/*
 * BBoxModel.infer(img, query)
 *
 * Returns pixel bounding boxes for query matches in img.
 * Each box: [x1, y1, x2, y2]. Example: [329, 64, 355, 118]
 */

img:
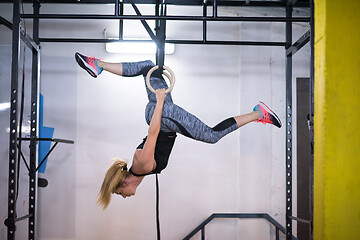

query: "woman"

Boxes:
[75, 52, 282, 209]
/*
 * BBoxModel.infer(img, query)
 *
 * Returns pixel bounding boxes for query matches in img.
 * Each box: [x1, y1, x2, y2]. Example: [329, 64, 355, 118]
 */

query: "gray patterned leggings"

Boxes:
[122, 60, 238, 143]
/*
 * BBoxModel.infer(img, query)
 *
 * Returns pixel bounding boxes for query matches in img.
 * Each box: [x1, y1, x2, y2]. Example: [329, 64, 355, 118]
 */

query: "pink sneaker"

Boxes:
[75, 52, 103, 78]
[253, 101, 282, 128]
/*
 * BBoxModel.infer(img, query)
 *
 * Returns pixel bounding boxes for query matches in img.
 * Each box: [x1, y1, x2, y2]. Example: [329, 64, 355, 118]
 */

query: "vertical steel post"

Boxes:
[29, 1, 40, 240]
[212, 0, 217, 18]
[8, 0, 21, 239]
[155, 0, 165, 69]
[116, 0, 124, 40]
[285, 5, 293, 240]
[202, 0, 207, 42]
[115, 0, 119, 15]
[155, 0, 160, 65]
[119, 0, 124, 40]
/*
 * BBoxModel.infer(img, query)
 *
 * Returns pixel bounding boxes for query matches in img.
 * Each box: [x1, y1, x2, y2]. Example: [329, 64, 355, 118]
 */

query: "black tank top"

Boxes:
[129, 131, 177, 177]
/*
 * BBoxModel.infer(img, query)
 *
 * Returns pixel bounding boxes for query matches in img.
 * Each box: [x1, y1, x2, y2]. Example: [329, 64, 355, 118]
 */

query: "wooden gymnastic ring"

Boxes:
[145, 65, 175, 94]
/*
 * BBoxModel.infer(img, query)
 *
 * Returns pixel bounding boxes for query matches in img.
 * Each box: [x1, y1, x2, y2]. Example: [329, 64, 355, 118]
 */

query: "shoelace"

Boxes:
[87, 57, 96, 64]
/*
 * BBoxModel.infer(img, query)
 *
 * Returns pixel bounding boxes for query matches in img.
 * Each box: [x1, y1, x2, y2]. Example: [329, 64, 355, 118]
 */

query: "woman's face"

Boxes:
[115, 182, 136, 198]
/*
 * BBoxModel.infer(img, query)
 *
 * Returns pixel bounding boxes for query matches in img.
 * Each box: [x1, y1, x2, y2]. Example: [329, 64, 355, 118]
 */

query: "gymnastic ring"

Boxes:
[145, 65, 175, 94]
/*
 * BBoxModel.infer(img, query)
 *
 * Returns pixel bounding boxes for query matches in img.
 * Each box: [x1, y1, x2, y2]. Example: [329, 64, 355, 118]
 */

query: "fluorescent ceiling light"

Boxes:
[0, 102, 10, 111]
[106, 41, 175, 54]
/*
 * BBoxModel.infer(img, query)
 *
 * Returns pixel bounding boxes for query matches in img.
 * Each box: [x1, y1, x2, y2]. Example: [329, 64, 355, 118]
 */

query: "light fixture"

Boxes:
[106, 41, 175, 54]
[0, 102, 10, 111]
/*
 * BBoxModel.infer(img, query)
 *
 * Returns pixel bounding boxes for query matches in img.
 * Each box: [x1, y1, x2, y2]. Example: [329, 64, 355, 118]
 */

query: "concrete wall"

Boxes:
[0, 3, 310, 240]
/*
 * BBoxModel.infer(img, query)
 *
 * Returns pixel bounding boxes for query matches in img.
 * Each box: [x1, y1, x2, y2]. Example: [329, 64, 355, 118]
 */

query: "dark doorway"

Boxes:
[297, 77, 312, 240]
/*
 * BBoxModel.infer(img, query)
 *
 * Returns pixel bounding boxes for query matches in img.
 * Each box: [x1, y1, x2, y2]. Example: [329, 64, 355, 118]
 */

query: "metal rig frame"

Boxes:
[1, 0, 313, 240]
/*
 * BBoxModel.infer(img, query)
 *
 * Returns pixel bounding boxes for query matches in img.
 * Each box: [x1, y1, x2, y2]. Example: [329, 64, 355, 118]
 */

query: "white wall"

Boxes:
[0, 3, 310, 240]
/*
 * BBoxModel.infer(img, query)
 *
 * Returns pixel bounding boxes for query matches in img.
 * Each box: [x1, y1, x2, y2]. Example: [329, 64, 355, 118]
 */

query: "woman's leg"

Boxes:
[97, 61, 123, 76]
[146, 101, 280, 143]
[145, 102, 257, 143]
[98, 60, 154, 78]
[234, 111, 260, 127]
[75, 53, 172, 103]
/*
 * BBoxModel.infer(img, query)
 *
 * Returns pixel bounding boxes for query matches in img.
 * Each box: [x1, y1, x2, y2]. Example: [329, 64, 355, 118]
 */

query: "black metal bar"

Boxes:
[201, 227, 205, 240]
[16, 144, 30, 172]
[15, 214, 32, 222]
[183, 213, 298, 240]
[155, 0, 166, 69]
[166, 40, 286, 46]
[115, 0, 119, 15]
[183, 214, 215, 239]
[213, 213, 267, 219]
[8, 0, 21, 239]
[289, 216, 312, 225]
[21, 28, 40, 52]
[276, 227, 280, 240]
[39, 37, 119, 43]
[0, 16, 13, 29]
[202, 0, 207, 42]
[263, 214, 287, 234]
[20, 14, 310, 22]
[286, 30, 310, 56]
[17, 47, 26, 203]
[36, 142, 59, 172]
[119, 0, 124, 40]
[29, 2, 40, 240]
[2, 0, 311, 7]
[21, 137, 75, 144]
[38, 37, 286, 46]
[213, 0, 217, 18]
[285, 5, 293, 240]
[0, 16, 39, 51]
[39, 138, 74, 144]
[129, 1, 159, 46]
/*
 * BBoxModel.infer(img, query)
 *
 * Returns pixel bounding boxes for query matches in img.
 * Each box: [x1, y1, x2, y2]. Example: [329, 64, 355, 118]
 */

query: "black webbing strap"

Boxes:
[156, 173, 161, 240]
[16, 45, 27, 202]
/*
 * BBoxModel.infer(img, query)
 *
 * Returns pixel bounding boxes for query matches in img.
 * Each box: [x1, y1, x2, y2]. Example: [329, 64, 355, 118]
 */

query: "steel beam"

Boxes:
[183, 213, 298, 240]
[29, 1, 40, 240]
[286, 30, 310, 56]
[20, 14, 310, 22]
[1, 0, 311, 7]
[37, 38, 286, 46]
[285, 5, 293, 240]
[0, 16, 39, 53]
[7, 0, 21, 239]
[0, 16, 13, 29]
[21, 29, 40, 52]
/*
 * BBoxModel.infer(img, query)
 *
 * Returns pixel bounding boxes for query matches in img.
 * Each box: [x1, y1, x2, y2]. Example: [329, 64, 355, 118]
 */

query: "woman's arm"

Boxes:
[148, 89, 166, 137]
[132, 89, 166, 174]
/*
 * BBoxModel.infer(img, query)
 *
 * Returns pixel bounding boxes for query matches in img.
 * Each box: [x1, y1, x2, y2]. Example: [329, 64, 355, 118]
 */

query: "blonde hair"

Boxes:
[97, 158, 128, 209]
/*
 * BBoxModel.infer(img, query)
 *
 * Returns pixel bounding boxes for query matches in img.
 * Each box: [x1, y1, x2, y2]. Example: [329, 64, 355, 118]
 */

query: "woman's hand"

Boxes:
[155, 88, 167, 104]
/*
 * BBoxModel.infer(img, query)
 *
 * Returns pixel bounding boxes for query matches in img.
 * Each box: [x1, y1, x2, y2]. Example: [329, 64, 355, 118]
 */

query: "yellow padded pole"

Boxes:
[314, 0, 360, 239]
